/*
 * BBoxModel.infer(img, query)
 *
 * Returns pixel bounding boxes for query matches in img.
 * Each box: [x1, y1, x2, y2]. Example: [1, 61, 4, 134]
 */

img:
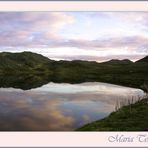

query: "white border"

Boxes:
[0, 132, 148, 147]
[0, 1, 147, 11]
[0, 1, 148, 147]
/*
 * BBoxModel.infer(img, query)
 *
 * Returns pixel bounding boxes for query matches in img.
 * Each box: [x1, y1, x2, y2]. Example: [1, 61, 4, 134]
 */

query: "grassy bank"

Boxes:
[77, 96, 148, 131]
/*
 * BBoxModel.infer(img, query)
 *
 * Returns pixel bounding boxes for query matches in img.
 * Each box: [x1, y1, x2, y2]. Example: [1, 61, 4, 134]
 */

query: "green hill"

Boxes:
[0, 51, 53, 73]
[0, 51, 148, 91]
[0, 52, 55, 89]
[103, 59, 133, 64]
[136, 56, 148, 63]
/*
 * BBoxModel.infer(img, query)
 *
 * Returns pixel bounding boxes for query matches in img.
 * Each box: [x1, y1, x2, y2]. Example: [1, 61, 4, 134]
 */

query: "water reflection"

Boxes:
[0, 82, 145, 131]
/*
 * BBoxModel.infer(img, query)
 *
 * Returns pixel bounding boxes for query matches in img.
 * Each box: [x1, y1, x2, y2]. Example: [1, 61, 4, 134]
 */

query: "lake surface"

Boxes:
[0, 82, 145, 131]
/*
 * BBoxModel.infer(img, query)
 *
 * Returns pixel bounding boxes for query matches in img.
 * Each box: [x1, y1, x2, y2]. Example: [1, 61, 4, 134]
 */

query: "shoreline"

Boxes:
[77, 94, 148, 131]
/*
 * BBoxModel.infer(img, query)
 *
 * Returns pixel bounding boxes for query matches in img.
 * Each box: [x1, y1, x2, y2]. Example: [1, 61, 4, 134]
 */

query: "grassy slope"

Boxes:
[77, 97, 148, 131]
[0, 51, 53, 73]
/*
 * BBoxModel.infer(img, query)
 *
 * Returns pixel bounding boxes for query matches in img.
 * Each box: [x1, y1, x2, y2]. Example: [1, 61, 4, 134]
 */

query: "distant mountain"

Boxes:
[136, 56, 148, 63]
[102, 59, 133, 64]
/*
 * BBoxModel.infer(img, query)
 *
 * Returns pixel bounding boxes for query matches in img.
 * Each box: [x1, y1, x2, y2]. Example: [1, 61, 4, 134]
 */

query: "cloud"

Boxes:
[49, 54, 146, 62]
[0, 12, 74, 48]
[48, 35, 148, 50]
[91, 12, 148, 25]
[0, 12, 148, 62]
[1, 12, 148, 50]
[0, 12, 74, 32]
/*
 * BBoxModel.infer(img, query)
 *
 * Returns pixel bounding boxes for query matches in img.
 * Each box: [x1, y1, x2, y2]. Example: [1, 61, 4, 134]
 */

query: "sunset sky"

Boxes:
[0, 12, 148, 62]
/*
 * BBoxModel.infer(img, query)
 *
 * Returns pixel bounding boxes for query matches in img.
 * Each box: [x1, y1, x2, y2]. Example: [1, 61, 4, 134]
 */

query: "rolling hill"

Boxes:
[0, 51, 148, 91]
[102, 59, 133, 64]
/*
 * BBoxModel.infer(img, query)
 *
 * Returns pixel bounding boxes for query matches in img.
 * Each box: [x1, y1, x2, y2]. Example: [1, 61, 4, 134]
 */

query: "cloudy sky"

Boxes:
[0, 12, 148, 62]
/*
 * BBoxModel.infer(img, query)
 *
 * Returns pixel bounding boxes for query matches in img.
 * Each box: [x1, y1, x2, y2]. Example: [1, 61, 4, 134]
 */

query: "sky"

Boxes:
[0, 12, 148, 62]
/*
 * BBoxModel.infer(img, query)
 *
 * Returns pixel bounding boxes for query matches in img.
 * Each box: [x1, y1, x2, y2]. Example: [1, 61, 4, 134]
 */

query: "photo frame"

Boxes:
[0, 1, 148, 147]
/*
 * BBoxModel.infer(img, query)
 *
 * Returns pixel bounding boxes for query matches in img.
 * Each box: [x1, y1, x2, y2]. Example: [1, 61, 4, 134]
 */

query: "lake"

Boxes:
[0, 82, 145, 131]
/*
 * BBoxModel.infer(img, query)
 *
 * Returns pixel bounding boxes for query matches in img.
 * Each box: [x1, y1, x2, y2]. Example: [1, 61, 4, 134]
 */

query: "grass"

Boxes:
[77, 95, 148, 131]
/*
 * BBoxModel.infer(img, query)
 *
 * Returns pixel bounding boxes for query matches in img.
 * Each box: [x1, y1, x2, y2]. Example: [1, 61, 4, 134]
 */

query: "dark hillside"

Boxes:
[136, 56, 148, 63]
[0, 51, 147, 91]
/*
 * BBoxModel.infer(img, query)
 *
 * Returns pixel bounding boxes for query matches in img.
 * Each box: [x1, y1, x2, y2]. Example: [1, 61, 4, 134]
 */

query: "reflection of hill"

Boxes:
[0, 74, 50, 90]
[0, 52, 148, 91]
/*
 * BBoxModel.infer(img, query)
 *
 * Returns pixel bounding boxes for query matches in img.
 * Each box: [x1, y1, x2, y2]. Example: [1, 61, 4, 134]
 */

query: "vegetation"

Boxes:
[77, 96, 148, 131]
[0, 51, 148, 90]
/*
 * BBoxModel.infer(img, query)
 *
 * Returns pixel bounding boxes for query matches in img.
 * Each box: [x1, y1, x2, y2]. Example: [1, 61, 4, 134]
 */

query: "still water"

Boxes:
[0, 82, 145, 131]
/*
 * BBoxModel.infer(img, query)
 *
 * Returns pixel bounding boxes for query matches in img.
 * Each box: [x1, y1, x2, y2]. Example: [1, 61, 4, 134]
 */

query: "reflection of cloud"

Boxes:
[29, 99, 75, 131]
[0, 82, 145, 130]
[0, 91, 75, 131]
[82, 115, 91, 124]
